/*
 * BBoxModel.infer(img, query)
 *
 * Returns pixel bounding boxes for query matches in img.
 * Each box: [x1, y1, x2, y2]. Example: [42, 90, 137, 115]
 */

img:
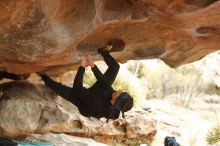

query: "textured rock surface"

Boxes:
[0, 80, 156, 143]
[25, 133, 108, 146]
[0, 0, 219, 74]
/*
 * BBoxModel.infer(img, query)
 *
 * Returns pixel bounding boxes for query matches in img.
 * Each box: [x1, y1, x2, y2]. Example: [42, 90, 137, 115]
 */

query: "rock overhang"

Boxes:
[0, 0, 219, 74]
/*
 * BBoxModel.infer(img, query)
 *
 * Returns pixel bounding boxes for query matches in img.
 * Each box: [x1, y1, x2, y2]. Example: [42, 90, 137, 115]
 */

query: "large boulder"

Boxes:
[0, 0, 220, 74]
[25, 133, 108, 146]
[0, 80, 156, 143]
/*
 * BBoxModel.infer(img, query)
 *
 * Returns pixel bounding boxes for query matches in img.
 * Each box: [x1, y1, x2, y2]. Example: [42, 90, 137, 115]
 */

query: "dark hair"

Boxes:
[106, 92, 133, 122]
[114, 92, 133, 112]
[121, 97, 133, 112]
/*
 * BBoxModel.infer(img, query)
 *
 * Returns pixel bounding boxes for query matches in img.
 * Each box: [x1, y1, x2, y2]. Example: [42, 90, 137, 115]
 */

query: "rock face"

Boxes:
[0, 0, 220, 74]
[25, 133, 108, 146]
[0, 80, 156, 143]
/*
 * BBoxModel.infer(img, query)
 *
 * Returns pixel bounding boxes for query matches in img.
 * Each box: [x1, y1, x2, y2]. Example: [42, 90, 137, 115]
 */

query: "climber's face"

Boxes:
[111, 91, 121, 105]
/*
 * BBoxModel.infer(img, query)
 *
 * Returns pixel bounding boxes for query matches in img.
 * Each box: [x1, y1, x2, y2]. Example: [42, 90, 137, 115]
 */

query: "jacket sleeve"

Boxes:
[91, 65, 112, 90]
[73, 66, 85, 88]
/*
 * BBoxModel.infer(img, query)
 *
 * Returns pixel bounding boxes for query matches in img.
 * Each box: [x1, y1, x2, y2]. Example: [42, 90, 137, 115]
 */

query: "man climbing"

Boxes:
[39, 46, 133, 121]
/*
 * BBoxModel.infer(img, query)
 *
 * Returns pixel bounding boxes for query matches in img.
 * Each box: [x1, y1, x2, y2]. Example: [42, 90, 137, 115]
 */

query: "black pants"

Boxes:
[42, 51, 119, 108]
[0, 71, 21, 80]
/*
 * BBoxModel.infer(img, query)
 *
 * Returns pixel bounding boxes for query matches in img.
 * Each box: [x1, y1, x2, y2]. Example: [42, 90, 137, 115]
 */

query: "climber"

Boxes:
[39, 46, 133, 121]
[0, 71, 29, 81]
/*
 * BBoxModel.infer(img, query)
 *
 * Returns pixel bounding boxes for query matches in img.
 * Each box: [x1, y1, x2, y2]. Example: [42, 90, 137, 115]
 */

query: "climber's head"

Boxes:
[111, 91, 133, 117]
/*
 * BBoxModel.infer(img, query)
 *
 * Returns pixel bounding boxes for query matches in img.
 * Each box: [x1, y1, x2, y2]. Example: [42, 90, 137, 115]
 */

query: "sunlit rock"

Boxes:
[0, 0, 219, 74]
[0, 80, 156, 143]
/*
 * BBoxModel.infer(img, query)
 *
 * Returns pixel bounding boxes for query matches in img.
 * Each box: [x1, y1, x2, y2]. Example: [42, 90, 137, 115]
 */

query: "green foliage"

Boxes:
[146, 71, 174, 99]
[176, 64, 200, 75]
[93, 136, 150, 146]
[137, 63, 150, 79]
[114, 138, 150, 146]
[197, 81, 220, 95]
[83, 68, 97, 87]
[126, 60, 205, 108]
[126, 61, 138, 74]
[207, 125, 220, 145]
[126, 61, 152, 79]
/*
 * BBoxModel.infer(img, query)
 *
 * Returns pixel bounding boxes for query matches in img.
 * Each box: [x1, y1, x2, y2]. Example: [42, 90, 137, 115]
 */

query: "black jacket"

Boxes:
[41, 66, 120, 119]
[41, 50, 120, 119]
